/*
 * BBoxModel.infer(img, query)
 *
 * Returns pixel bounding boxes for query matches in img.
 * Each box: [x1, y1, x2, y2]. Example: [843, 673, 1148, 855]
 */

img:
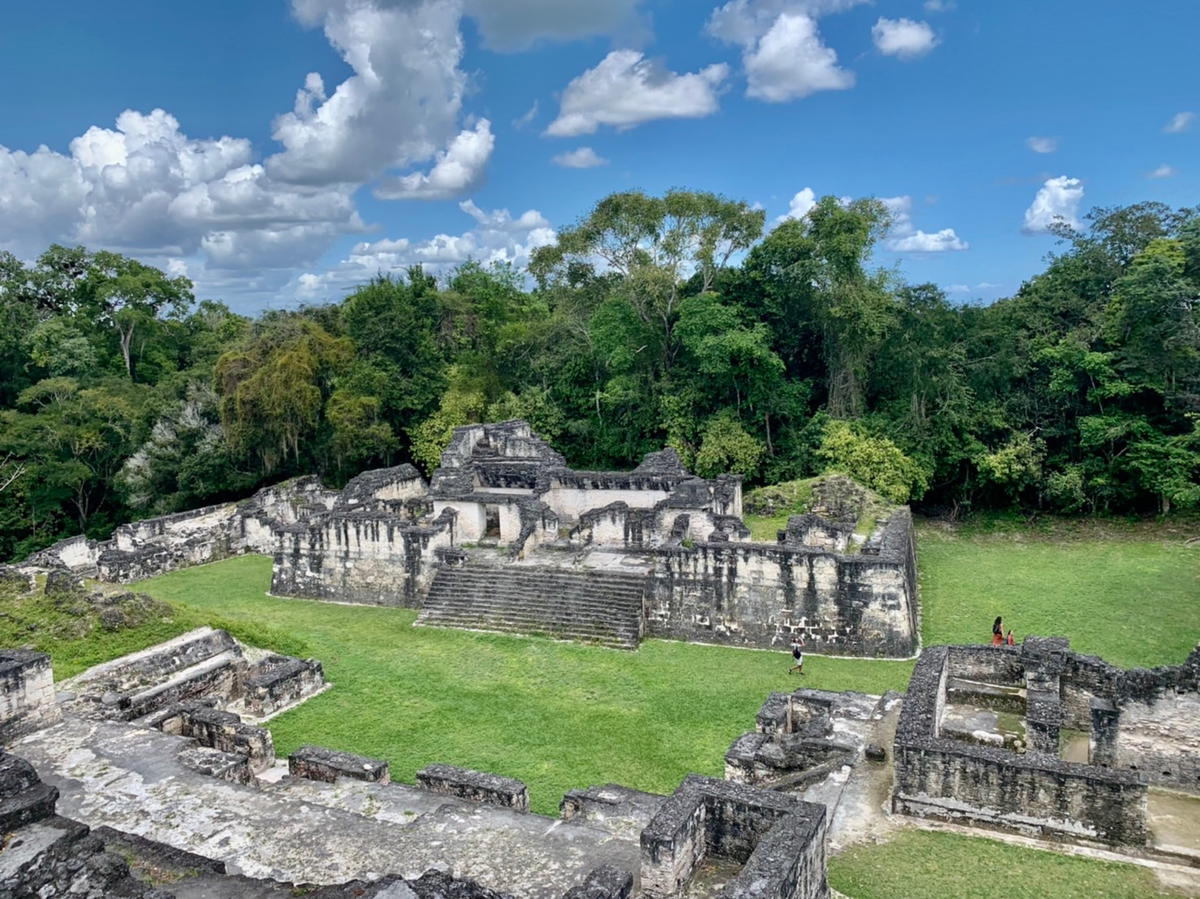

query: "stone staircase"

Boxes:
[417, 566, 647, 649]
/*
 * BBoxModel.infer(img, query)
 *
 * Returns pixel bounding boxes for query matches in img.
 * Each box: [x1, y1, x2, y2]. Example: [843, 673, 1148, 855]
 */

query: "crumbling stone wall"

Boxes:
[644, 512, 918, 657]
[639, 775, 828, 899]
[0, 650, 60, 742]
[893, 644, 1155, 846]
[272, 507, 457, 606]
[28, 475, 340, 583]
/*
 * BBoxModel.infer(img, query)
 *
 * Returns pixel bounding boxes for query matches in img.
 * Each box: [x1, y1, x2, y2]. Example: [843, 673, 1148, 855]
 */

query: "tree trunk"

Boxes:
[119, 321, 136, 381]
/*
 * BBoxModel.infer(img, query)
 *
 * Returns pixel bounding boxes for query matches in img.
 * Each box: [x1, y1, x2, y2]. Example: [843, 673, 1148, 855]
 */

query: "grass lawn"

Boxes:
[827, 830, 1178, 899]
[916, 521, 1200, 668]
[138, 554, 911, 816]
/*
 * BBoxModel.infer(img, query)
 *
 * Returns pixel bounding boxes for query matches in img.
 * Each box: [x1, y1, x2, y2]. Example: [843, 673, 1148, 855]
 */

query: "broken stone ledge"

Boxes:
[289, 744, 391, 784]
[417, 763, 530, 812]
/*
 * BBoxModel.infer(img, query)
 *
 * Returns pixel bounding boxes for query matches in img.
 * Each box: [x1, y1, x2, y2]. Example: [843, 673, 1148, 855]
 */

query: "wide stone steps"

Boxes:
[417, 566, 647, 649]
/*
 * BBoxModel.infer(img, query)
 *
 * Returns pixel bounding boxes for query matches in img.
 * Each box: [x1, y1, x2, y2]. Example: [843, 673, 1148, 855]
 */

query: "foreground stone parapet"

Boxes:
[0, 649, 60, 742]
[0, 752, 59, 832]
[417, 763, 530, 812]
[561, 864, 634, 899]
[290, 744, 391, 784]
[639, 774, 828, 899]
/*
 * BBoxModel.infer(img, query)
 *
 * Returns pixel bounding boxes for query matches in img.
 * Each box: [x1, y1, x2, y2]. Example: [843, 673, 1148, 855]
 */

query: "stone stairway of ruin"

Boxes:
[416, 566, 647, 649]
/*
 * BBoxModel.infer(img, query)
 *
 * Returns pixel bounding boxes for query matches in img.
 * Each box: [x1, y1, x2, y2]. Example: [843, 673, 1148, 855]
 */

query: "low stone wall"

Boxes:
[28, 475, 342, 584]
[0, 650, 60, 742]
[417, 763, 530, 811]
[272, 508, 457, 607]
[893, 646, 1150, 846]
[290, 744, 390, 784]
[639, 775, 827, 899]
[644, 519, 918, 658]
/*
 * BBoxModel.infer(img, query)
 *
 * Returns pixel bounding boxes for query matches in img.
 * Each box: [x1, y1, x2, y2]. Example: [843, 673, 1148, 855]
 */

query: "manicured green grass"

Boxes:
[917, 523, 1200, 667]
[828, 830, 1180, 899]
[139, 554, 910, 815]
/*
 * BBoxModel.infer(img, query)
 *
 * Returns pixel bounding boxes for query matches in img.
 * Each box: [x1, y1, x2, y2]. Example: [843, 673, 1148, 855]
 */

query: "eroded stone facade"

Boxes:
[25, 420, 919, 658]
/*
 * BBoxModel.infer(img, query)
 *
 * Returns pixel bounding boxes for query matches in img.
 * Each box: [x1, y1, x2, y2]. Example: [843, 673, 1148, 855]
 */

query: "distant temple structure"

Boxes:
[27, 421, 919, 658]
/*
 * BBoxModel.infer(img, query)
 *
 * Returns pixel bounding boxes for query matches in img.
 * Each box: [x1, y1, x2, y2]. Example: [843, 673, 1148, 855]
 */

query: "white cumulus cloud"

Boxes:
[882, 195, 967, 252]
[1147, 164, 1179, 179]
[1026, 136, 1058, 154]
[890, 228, 967, 252]
[0, 108, 363, 272]
[552, 147, 609, 168]
[544, 50, 729, 136]
[708, 2, 857, 102]
[1164, 111, 1195, 133]
[872, 18, 939, 60]
[375, 119, 495, 201]
[1022, 176, 1084, 234]
[774, 187, 818, 224]
[268, 0, 469, 187]
[923, 0, 955, 11]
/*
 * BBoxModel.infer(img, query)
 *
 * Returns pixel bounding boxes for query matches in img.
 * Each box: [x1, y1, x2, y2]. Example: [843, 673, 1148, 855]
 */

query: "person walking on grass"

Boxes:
[787, 637, 805, 676]
[992, 616, 1004, 646]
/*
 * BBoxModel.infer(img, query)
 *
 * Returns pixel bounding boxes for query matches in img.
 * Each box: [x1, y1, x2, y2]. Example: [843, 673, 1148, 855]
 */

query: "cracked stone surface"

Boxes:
[12, 716, 641, 898]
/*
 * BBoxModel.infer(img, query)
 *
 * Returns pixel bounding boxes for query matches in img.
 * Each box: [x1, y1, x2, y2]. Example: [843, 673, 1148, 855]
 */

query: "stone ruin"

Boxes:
[26, 420, 919, 659]
[891, 637, 1200, 857]
[2, 632, 832, 899]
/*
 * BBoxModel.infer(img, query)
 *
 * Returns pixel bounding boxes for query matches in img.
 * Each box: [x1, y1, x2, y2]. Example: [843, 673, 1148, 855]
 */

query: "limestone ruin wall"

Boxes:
[21, 420, 920, 658]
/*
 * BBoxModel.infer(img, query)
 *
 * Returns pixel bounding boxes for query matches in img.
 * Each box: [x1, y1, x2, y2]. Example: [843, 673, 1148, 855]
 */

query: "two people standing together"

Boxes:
[992, 616, 1015, 646]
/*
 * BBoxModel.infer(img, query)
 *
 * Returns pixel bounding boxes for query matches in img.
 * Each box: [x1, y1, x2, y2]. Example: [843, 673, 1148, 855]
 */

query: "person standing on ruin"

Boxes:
[788, 637, 805, 675]
[992, 616, 1004, 646]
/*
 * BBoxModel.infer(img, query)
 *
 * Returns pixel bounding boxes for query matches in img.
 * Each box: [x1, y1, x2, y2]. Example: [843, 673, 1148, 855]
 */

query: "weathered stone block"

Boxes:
[417, 764, 529, 811]
[290, 744, 390, 784]
[0, 649, 60, 741]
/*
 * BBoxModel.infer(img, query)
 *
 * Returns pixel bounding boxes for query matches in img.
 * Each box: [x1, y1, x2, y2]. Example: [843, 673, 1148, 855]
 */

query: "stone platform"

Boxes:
[13, 716, 640, 897]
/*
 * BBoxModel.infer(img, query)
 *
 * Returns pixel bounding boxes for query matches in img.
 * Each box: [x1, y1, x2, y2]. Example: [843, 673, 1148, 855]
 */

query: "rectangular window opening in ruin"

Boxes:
[485, 505, 500, 539]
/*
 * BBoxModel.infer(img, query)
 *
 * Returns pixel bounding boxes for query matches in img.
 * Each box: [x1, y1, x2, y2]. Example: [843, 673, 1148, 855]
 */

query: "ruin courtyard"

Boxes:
[2, 422, 1198, 898]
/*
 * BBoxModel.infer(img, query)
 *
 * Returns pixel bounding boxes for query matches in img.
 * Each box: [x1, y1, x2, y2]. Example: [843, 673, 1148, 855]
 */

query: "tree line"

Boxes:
[1, 191, 1198, 561]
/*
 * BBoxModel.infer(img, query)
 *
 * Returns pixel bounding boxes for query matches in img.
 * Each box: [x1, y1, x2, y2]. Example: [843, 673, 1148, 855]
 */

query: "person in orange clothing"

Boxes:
[992, 616, 1004, 645]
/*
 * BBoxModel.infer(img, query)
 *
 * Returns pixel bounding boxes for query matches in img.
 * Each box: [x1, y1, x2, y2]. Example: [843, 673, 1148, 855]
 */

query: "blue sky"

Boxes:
[1, 0, 1195, 313]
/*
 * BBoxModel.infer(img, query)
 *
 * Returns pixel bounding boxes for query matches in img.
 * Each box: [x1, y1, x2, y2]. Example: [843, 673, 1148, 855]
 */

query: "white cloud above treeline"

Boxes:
[294, 201, 557, 300]
[1022, 176, 1084, 233]
[1026, 136, 1059, 154]
[544, 50, 729, 136]
[1147, 164, 1178, 179]
[708, 1, 858, 101]
[883, 195, 967, 251]
[1163, 111, 1195, 133]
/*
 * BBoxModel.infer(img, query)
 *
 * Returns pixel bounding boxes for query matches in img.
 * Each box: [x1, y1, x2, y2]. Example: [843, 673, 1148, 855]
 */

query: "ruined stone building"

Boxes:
[29, 420, 919, 659]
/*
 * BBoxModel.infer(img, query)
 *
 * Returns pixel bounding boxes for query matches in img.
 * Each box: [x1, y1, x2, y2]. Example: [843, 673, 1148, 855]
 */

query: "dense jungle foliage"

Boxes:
[1, 191, 1198, 561]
